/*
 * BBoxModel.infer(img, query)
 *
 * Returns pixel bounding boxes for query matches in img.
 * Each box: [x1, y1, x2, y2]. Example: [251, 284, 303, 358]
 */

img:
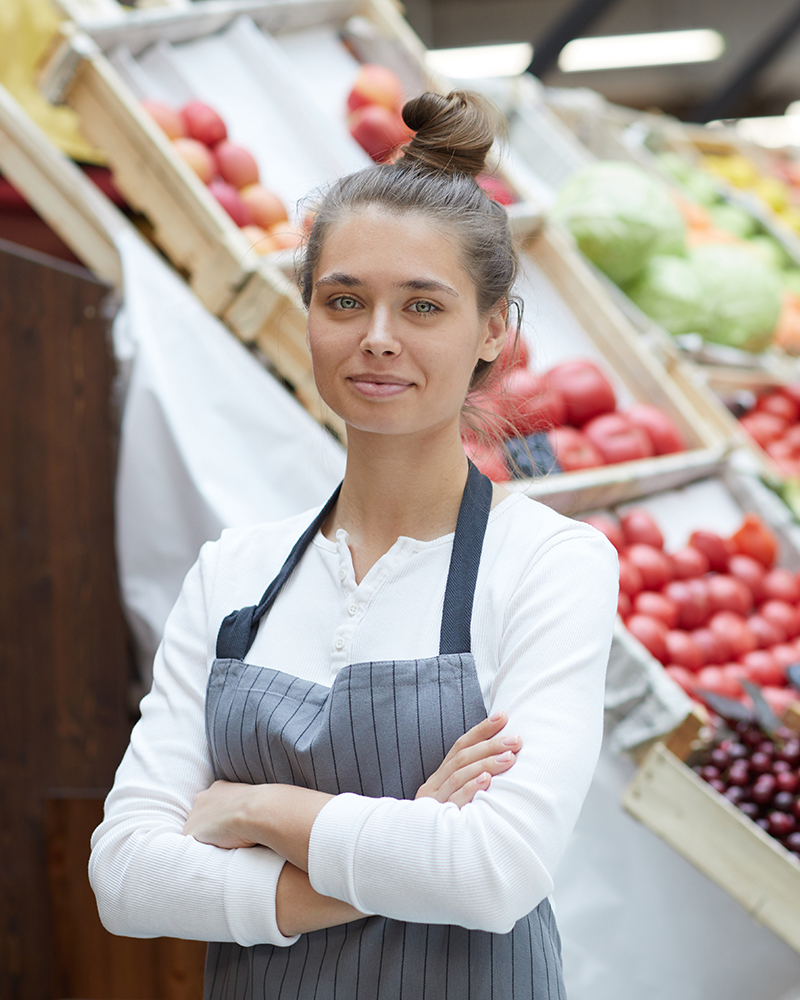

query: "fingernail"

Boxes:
[496, 750, 514, 762]
[502, 734, 520, 746]
[477, 771, 491, 785]
[489, 711, 504, 722]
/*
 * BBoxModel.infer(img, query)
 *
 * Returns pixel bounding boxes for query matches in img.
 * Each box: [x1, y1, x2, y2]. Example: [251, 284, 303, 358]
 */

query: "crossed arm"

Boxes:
[183, 711, 522, 936]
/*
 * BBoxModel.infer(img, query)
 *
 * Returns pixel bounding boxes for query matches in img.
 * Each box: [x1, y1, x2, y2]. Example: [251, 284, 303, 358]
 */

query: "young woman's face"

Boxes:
[307, 207, 506, 439]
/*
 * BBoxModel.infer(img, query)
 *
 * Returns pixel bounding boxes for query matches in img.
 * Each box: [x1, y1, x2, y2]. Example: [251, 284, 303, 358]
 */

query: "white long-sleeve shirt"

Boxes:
[90, 491, 617, 947]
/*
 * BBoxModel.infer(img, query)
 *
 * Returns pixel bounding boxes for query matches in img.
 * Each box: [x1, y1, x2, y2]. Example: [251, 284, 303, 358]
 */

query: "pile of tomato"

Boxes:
[738, 384, 800, 478]
[465, 337, 688, 482]
[587, 507, 800, 719]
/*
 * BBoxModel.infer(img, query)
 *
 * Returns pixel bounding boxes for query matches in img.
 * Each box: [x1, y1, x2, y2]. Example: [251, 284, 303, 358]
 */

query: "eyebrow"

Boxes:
[314, 273, 459, 297]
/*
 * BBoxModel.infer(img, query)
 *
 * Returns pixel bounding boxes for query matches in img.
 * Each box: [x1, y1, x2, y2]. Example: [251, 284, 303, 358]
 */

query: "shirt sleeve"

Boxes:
[307, 525, 618, 933]
[88, 539, 300, 948]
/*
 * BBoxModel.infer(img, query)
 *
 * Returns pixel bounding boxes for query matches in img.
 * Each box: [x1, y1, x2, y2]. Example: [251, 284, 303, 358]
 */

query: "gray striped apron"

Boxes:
[204, 462, 565, 999]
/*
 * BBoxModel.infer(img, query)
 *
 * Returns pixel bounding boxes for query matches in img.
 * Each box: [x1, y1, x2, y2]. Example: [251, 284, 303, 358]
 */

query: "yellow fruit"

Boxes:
[754, 176, 790, 213]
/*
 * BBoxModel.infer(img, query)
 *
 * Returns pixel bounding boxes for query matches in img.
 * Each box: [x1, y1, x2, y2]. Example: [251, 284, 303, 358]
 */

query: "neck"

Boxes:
[324, 425, 472, 577]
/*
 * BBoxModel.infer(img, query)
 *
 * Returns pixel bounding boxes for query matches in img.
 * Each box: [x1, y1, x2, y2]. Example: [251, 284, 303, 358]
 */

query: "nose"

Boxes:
[360, 305, 400, 357]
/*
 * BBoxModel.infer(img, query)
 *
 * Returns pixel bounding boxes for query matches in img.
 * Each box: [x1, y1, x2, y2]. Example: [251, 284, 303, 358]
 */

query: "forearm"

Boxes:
[276, 862, 366, 935]
[240, 784, 334, 872]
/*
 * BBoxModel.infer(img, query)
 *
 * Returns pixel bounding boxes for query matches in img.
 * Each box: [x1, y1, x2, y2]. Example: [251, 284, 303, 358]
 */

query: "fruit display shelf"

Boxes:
[508, 221, 728, 513]
[40, 0, 434, 442]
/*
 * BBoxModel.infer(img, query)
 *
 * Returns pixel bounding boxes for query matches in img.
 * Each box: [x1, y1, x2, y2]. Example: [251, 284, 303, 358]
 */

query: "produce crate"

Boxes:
[513, 221, 728, 513]
[622, 742, 800, 954]
[41, 0, 435, 441]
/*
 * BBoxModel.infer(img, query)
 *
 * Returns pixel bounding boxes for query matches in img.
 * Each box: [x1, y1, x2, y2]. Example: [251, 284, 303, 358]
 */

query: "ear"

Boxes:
[477, 301, 508, 363]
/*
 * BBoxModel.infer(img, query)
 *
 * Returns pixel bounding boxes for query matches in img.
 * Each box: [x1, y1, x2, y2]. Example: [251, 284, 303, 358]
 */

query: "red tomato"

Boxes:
[670, 546, 709, 579]
[763, 567, 800, 603]
[499, 368, 567, 436]
[664, 630, 705, 670]
[624, 403, 687, 455]
[547, 426, 604, 472]
[706, 574, 753, 616]
[634, 591, 679, 629]
[626, 544, 672, 591]
[720, 663, 748, 698]
[664, 665, 698, 695]
[760, 599, 800, 638]
[696, 666, 744, 700]
[692, 627, 731, 665]
[618, 592, 632, 618]
[620, 509, 664, 549]
[664, 579, 710, 630]
[618, 556, 644, 597]
[583, 413, 654, 465]
[463, 440, 510, 482]
[731, 514, 778, 568]
[761, 687, 798, 718]
[582, 514, 625, 552]
[709, 611, 758, 658]
[493, 328, 530, 375]
[546, 359, 617, 426]
[740, 649, 785, 687]
[754, 391, 800, 423]
[770, 643, 800, 670]
[779, 383, 800, 407]
[739, 411, 789, 448]
[728, 554, 768, 604]
[748, 613, 787, 647]
[689, 531, 732, 573]
[626, 614, 669, 663]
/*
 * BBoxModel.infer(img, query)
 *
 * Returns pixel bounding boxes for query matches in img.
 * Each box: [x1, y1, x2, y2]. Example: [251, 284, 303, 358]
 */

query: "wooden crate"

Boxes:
[40, 0, 433, 441]
[623, 742, 800, 955]
[514, 221, 729, 513]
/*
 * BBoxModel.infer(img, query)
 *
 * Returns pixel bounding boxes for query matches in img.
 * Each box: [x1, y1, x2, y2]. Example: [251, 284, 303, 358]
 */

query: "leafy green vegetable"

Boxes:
[625, 254, 710, 335]
[690, 244, 782, 352]
[710, 203, 758, 239]
[551, 162, 686, 285]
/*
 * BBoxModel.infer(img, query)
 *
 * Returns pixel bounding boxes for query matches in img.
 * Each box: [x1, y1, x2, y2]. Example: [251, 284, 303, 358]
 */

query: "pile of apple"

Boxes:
[590, 505, 800, 719]
[140, 98, 301, 253]
[465, 336, 688, 481]
[738, 383, 800, 478]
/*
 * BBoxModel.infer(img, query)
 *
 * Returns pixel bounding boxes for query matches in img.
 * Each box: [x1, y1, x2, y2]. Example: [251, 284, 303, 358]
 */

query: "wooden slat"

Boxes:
[623, 743, 800, 955]
[0, 82, 124, 286]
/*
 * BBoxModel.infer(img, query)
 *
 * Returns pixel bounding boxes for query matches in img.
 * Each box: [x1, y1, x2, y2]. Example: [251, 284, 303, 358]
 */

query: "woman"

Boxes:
[90, 91, 618, 999]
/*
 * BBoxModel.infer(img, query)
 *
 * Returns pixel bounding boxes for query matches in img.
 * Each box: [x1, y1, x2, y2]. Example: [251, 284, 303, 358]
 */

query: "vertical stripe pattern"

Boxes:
[203, 652, 564, 999]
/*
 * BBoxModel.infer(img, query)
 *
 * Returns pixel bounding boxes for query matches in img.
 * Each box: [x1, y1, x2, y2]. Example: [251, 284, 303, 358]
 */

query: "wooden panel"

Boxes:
[623, 743, 800, 955]
[47, 797, 206, 1000]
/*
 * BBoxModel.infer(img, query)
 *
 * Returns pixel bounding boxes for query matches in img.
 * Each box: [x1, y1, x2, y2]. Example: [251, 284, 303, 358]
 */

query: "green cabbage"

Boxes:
[747, 233, 791, 271]
[690, 244, 782, 352]
[710, 203, 758, 239]
[781, 268, 800, 296]
[551, 162, 686, 285]
[625, 255, 710, 335]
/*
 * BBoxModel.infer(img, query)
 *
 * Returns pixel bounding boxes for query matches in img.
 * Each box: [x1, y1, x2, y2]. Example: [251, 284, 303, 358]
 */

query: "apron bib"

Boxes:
[204, 463, 565, 999]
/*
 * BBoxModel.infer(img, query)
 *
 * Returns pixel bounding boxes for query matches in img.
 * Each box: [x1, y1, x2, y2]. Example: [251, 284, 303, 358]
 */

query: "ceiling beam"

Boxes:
[526, 0, 622, 79]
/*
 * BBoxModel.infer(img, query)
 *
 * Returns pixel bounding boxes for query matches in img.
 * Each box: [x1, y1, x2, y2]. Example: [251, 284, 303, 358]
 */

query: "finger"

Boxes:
[442, 711, 508, 763]
[438, 748, 519, 802]
[440, 732, 523, 781]
[448, 771, 492, 809]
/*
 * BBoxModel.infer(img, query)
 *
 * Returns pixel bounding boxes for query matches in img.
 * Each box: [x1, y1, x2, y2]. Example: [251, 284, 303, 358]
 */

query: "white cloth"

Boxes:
[90, 491, 618, 946]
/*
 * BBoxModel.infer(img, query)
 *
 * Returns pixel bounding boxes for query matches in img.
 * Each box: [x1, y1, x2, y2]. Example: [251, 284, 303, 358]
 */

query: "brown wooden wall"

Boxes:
[0, 238, 204, 998]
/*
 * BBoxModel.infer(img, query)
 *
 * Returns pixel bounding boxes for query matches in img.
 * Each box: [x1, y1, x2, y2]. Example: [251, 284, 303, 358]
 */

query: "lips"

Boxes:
[347, 374, 413, 398]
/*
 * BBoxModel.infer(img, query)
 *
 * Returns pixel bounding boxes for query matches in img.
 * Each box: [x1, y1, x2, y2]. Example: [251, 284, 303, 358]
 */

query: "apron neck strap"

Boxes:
[215, 462, 494, 661]
[439, 460, 493, 656]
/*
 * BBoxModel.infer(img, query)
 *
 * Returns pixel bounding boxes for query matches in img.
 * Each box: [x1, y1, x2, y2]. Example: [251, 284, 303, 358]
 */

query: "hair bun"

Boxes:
[399, 91, 501, 177]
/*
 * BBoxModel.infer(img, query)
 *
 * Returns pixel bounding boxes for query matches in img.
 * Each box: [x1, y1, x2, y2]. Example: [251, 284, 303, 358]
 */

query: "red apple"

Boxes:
[268, 222, 303, 250]
[208, 178, 252, 227]
[624, 403, 687, 455]
[171, 137, 215, 183]
[583, 413, 654, 465]
[546, 360, 616, 426]
[141, 99, 186, 139]
[240, 184, 289, 230]
[347, 64, 405, 114]
[348, 105, 410, 162]
[477, 173, 516, 206]
[180, 101, 227, 147]
[213, 141, 260, 189]
[547, 426, 603, 471]
[499, 368, 567, 436]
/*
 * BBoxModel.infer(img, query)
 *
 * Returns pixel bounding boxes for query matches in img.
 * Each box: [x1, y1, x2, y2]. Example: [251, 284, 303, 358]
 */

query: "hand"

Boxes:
[414, 711, 521, 808]
[184, 780, 262, 849]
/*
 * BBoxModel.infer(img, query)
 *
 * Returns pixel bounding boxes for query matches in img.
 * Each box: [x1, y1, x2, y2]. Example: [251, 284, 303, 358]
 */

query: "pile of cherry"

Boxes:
[693, 720, 800, 857]
[587, 506, 800, 719]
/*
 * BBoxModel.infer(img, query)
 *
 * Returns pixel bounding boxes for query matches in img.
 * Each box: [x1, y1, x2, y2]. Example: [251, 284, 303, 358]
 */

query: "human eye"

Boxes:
[328, 295, 362, 311]
[408, 300, 440, 316]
